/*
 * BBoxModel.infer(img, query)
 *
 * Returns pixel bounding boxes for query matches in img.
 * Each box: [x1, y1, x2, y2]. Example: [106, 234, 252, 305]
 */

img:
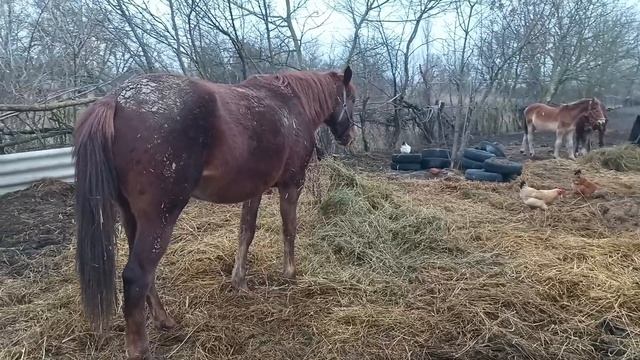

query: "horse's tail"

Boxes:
[72, 95, 119, 332]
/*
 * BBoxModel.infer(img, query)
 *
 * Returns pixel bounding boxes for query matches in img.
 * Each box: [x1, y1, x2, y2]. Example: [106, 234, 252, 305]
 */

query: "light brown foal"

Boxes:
[520, 98, 606, 160]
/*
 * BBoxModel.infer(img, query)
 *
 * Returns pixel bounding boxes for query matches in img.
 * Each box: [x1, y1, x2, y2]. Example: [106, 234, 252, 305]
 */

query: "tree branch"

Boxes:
[0, 97, 98, 112]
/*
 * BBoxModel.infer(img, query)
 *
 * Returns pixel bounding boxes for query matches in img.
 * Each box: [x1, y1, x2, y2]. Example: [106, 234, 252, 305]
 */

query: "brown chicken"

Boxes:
[572, 169, 599, 197]
[519, 181, 566, 210]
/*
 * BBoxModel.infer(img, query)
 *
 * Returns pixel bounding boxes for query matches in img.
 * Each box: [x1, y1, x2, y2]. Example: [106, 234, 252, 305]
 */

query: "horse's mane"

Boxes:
[563, 97, 598, 108]
[245, 71, 347, 121]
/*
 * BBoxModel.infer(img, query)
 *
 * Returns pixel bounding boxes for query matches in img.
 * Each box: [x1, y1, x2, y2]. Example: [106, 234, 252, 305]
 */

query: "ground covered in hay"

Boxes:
[1, 146, 640, 360]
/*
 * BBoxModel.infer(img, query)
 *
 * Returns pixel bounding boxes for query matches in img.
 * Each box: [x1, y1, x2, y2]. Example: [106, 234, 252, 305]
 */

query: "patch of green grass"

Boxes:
[312, 160, 449, 279]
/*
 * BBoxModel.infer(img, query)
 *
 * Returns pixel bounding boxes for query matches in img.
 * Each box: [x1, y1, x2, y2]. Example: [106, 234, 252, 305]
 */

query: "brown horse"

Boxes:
[520, 98, 606, 159]
[73, 67, 356, 359]
[574, 102, 609, 156]
[544, 100, 609, 156]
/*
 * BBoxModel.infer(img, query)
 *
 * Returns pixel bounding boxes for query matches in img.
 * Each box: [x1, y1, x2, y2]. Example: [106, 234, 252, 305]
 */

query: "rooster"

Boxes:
[519, 181, 566, 210]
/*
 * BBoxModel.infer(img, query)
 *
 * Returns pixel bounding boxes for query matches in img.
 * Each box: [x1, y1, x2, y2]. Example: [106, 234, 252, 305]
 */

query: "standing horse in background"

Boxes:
[73, 67, 356, 359]
[520, 98, 607, 159]
[574, 101, 610, 156]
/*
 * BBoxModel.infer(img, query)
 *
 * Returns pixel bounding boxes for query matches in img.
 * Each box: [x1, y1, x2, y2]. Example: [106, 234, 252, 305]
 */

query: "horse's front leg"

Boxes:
[565, 130, 576, 160]
[581, 132, 591, 156]
[278, 183, 301, 279]
[573, 132, 581, 158]
[231, 195, 263, 291]
[598, 127, 605, 147]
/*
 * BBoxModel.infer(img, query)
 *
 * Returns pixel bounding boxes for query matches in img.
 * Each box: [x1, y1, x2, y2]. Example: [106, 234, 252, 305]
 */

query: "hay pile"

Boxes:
[1, 153, 639, 359]
[580, 144, 640, 172]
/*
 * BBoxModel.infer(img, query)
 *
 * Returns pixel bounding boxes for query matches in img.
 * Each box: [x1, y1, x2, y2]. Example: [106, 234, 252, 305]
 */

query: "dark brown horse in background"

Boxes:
[73, 67, 356, 359]
[574, 102, 609, 156]
[520, 98, 606, 159]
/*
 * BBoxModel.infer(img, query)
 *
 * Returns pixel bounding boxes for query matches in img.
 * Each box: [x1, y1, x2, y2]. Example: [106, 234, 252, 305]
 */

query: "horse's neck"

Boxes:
[286, 79, 336, 129]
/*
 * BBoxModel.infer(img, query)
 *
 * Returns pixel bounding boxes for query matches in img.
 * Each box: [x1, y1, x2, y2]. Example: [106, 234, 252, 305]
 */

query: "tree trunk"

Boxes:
[284, 0, 303, 68]
[360, 97, 370, 152]
[168, 0, 188, 75]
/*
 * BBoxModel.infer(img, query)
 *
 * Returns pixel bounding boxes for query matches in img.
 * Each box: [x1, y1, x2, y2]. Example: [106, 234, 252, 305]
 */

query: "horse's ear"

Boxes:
[343, 65, 352, 86]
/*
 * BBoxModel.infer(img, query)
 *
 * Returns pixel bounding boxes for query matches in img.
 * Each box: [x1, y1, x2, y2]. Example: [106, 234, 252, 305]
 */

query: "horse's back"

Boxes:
[190, 80, 299, 202]
[110, 73, 315, 204]
[110, 74, 215, 206]
[524, 103, 556, 117]
[524, 103, 562, 131]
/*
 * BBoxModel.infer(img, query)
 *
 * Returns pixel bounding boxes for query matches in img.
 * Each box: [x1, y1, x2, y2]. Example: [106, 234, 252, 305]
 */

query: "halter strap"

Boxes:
[335, 87, 356, 139]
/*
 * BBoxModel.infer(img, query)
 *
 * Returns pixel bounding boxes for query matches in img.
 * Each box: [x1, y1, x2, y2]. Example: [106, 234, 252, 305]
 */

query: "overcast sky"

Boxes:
[269, 0, 455, 60]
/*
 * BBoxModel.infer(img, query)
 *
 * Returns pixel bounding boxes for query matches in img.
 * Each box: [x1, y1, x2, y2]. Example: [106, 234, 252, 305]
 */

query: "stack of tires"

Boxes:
[390, 148, 452, 171]
[462, 142, 522, 182]
[390, 153, 422, 171]
[421, 148, 451, 170]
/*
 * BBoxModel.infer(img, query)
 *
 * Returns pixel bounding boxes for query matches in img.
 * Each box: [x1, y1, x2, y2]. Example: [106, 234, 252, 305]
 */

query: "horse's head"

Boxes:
[586, 97, 607, 128]
[326, 66, 356, 146]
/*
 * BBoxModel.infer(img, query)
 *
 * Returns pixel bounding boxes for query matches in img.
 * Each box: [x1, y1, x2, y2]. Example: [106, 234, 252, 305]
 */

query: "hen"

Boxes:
[572, 169, 599, 197]
[519, 181, 566, 210]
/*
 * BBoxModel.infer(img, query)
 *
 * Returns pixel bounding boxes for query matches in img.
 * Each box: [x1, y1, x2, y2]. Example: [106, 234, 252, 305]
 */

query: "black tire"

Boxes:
[421, 157, 451, 169]
[483, 157, 523, 176]
[461, 157, 484, 169]
[390, 162, 422, 171]
[476, 141, 507, 158]
[391, 153, 422, 164]
[475, 140, 493, 150]
[503, 173, 519, 182]
[463, 148, 496, 162]
[465, 169, 504, 182]
[421, 148, 451, 159]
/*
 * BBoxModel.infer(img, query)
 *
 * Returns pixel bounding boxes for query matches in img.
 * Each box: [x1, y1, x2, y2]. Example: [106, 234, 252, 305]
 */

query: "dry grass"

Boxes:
[1, 156, 640, 359]
[579, 144, 640, 172]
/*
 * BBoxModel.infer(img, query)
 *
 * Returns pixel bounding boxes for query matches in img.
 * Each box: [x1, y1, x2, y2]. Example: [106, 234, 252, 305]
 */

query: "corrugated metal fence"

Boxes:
[0, 147, 74, 195]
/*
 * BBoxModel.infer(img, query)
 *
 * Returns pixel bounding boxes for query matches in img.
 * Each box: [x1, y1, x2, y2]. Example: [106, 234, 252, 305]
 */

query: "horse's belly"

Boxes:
[191, 165, 281, 203]
[533, 120, 558, 132]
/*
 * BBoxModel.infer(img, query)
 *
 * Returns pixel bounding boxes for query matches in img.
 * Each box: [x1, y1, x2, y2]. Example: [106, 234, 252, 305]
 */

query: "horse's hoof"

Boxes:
[231, 277, 249, 292]
[127, 348, 152, 360]
[283, 264, 296, 280]
[153, 316, 177, 331]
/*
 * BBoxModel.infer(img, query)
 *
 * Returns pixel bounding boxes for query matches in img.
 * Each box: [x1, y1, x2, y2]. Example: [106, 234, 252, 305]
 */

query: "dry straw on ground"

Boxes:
[1, 146, 639, 359]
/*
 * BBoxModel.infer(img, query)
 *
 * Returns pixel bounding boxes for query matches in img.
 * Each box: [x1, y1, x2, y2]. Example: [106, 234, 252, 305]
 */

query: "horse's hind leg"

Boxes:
[120, 198, 176, 331]
[527, 127, 535, 157]
[146, 281, 176, 330]
[122, 204, 186, 360]
[231, 195, 263, 291]
[520, 132, 528, 154]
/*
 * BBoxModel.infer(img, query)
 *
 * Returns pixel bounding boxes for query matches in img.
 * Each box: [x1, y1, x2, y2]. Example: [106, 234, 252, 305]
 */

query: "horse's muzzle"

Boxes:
[338, 127, 356, 146]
